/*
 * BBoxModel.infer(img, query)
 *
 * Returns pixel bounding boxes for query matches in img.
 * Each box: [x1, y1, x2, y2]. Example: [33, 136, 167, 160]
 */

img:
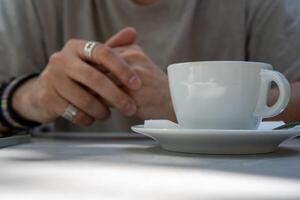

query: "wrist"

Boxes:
[12, 77, 41, 122]
[0, 74, 41, 130]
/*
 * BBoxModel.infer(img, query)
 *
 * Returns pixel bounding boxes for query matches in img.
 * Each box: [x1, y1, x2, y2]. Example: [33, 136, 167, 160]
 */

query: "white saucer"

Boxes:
[131, 125, 300, 154]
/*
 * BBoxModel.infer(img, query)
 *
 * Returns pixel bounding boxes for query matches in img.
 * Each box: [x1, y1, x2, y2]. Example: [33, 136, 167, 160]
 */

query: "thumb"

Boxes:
[105, 27, 137, 48]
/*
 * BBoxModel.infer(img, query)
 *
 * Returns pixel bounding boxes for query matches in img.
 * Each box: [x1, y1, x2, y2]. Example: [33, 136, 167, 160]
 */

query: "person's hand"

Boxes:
[12, 27, 142, 126]
[115, 45, 176, 121]
[106, 38, 177, 121]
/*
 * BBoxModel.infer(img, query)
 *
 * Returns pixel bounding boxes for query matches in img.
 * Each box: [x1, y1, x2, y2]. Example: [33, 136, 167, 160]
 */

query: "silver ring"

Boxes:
[62, 104, 78, 122]
[84, 41, 98, 59]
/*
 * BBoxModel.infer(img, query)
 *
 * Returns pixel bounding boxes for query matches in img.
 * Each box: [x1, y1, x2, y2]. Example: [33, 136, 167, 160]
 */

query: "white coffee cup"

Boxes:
[167, 61, 291, 130]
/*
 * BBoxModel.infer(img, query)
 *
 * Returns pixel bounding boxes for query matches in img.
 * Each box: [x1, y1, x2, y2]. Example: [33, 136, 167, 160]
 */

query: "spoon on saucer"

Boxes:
[273, 122, 300, 130]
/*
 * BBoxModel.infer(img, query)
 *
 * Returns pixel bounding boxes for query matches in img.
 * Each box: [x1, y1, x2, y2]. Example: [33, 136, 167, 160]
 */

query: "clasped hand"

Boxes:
[12, 27, 176, 126]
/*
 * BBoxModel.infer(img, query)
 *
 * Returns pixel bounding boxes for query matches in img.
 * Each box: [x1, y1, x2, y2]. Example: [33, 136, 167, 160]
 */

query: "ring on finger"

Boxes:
[83, 41, 98, 59]
[62, 104, 79, 122]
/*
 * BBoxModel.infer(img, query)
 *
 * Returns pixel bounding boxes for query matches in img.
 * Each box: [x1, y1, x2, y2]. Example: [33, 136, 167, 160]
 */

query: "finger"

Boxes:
[88, 62, 108, 73]
[105, 72, 123, 87]
[105, 27, 137, 48]
[45, 88, 95, 126]
[53, 74, 111, 120]
[118, 46, 152, 67]
[79, 84, 113, 107]
[113, 44, 141, 54]
[64, 59, 137, 117]
[87, 63, 122, 88]
[71, 40, 142, 90]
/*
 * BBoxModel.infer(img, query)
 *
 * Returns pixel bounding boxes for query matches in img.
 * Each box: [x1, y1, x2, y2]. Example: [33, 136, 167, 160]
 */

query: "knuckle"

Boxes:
[38, 70, 55, 88]
[131, 50, 145, 59]
[66, 38, 80, 48]
[122, 49, 145, 60]
[39, 70, 51, 83]
[132, 44, 142, 51]
[49, 52, 66, 65]
[97, 45, 113, 58]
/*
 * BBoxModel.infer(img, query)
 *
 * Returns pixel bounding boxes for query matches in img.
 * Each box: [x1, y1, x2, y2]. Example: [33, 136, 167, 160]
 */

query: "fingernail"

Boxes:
[128, 75, 142, 90]
[124, 102, 137, 116]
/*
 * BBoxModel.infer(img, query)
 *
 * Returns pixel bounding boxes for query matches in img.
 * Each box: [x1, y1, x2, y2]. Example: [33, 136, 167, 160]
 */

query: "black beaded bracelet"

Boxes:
[0, 74, 41, 130]
[0, 82, 13, 129]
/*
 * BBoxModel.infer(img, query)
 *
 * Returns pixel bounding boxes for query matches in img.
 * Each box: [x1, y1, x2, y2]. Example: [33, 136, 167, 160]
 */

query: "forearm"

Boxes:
[268, 81, 300, 122]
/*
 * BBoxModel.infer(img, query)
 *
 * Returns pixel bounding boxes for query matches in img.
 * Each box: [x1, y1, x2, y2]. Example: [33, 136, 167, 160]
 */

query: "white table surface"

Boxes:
[1, 132, 300, 200]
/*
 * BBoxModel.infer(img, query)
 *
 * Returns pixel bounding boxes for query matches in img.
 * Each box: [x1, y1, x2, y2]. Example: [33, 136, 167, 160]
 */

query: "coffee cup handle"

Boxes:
[254, 69, 291, 118]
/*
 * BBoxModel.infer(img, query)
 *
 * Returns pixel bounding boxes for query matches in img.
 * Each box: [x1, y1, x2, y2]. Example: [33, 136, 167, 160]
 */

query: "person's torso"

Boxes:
[33, 0, 273, 132]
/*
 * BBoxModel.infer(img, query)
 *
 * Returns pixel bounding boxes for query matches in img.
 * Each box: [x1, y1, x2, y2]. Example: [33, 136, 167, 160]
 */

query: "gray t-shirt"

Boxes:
[0, 0, 300, 132]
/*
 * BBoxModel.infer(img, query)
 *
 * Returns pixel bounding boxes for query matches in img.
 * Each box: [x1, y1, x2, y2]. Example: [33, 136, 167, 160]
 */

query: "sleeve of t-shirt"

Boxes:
[0, 0, 47, 82]
[246, 0, 300, 81]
